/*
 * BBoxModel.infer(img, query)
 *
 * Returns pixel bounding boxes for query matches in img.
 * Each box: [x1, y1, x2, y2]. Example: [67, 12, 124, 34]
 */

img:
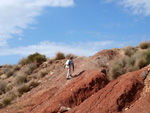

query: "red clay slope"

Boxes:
[68, 68, 149, 113]
[1, 49, 150, 113]
[32, 69, 109, 113]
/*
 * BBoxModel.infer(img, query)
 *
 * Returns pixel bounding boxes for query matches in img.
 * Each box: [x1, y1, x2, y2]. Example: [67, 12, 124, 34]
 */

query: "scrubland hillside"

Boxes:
[0, 41, 150, 113]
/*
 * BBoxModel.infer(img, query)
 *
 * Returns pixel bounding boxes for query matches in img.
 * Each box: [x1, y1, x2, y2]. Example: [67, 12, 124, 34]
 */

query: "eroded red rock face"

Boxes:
[1, 50, 150, 113]
[68, 69, 146, 113]
[38, 70, 109, 113]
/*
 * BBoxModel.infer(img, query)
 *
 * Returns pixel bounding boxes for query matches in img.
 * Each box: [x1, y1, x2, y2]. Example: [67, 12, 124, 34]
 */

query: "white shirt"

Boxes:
[65, 60, 74, 68]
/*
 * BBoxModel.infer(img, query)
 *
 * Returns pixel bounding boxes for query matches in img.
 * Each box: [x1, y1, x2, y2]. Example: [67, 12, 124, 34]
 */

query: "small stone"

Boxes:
[125, 108, 128, 111]
[142, 71, 149, 77]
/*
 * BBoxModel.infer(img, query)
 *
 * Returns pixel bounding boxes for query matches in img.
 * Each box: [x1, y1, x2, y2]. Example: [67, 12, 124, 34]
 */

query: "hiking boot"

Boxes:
[66, 78, 70, 80]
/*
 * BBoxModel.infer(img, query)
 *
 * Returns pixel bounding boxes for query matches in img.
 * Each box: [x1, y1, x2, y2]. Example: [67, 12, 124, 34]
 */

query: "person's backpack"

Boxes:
[65, 60, 71, 68]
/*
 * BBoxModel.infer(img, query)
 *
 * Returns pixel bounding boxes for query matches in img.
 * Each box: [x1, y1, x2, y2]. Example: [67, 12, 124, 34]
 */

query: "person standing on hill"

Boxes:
[64, 57, 74, 80]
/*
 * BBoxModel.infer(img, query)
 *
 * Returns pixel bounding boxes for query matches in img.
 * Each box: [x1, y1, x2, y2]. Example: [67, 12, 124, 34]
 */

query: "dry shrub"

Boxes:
[47, 58, 55, 64]
[19, 58, 28, 66]
[108, 58, 126, 80]
[133, 49, 150, 69]
[40, 70, 48, 78]
[17, 80, 39, 96]
[27, 80, 39, 88]
[55, 52, 65, 60]
[19, 53, 46, 66]
[27, 53, 46, 65]
[2, 92, 16, 106]
[126, 57, 138, 72]
[6, 69, 14, 78]
[109, 48, 150, 81]
[13, 65, 21, 71]
[65, 53, 77, 59]
[139, 41, 149, 49]
[17, 84, 29, 95]
[14, 73, 27, 85]
[123, 46, 137, 56]
[0, 81, 7, 94]
[23, 63, 37, 75]
[0, 65, 13, 76]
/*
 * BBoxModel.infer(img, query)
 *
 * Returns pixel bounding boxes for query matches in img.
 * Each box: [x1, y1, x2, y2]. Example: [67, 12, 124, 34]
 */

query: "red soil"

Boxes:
[1, 49, 150, 113]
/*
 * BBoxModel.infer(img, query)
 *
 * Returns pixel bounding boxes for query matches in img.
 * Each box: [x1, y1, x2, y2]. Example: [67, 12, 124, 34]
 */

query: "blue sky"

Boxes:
[0, 0, 150, 65]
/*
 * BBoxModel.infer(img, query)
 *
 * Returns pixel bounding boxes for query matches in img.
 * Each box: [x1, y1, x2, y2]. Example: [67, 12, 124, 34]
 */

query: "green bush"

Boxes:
[139, 41, 149, 49]
[55, 52, 65, 60]
[123, 46, 137, 57]
[19, 53, 46, 65]
[27, 53, 46, 65]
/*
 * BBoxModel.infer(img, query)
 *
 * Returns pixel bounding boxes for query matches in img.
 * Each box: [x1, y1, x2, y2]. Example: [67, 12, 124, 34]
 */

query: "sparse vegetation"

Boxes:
[2, 92, 16, 106]
[139, 41, 150, 49]
[47, 58, 54, 64]
[23, 63, 37, 75]
[17, 80, 39, 96]
[14, 73, 27, 85]
[19, 58, 28, 66]
[108, 58, 127, 80]
[55, 52, 65, 60]
[123, 46, 137, 57]
[17, 84, 30, 95]
[109, 48, 150, 80]
[6, 69, 14, 78]
[27, 80, 39, 88]
[40, 70, 48, 78]
[65, 53, 77, 59]
[0, 40, 150, 110]
[0, 81, 7, 94]
[19, 53, 46, 66]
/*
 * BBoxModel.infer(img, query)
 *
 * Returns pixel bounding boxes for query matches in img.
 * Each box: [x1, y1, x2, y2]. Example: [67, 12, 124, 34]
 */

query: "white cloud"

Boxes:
[0, 41, 114, 57]
[106, 0, 150, 16]
[0, 0, 75, 47]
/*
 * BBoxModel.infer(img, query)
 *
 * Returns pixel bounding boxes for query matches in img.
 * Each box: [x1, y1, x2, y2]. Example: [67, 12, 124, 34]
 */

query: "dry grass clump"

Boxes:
[19, 58, 28, 66]
[23, 63, 37, 75]
[13, 65, 21, 71]
[108, 58, 126, 80]
[0, 81, 7, 95]
[123, 46, 137, 57]
[135, 49, 150, 69]
[40, 70, 48, 78]
[65, 53, 77, 59]
[139, 41, 150, 49]
[1, 92, 16, 106]
[6, 69, 15, 78]
[55, 52, 65, 60]
[17, 84, 29, 95]
[14, 73, 27, 85]
[109, 48, 150, 81]
[0, 65, 14, 76]
[17, 80, 39, 96]
[47, 58, 55, 64]
[27, 80, 39, 88]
